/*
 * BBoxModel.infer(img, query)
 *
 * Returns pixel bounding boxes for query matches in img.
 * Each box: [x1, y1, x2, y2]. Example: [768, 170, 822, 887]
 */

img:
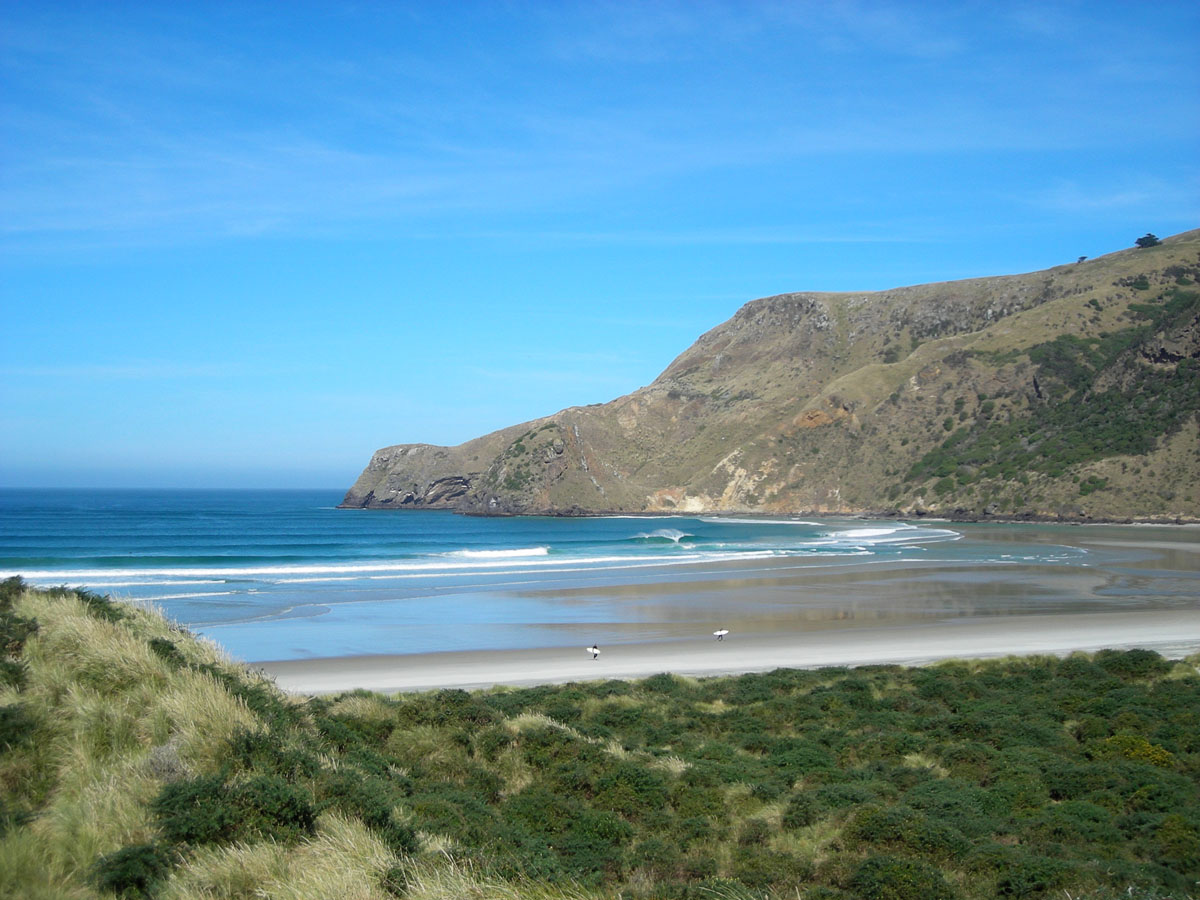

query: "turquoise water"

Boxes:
[1, 489, 1194, 662]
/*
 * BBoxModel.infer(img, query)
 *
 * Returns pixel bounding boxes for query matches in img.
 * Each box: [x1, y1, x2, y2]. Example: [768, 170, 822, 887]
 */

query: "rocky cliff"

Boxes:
[343, 230, 1200, 520]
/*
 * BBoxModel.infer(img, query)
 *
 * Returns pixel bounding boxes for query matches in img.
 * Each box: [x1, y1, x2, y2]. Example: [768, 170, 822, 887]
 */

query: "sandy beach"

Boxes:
[259, 608, 1200, 695]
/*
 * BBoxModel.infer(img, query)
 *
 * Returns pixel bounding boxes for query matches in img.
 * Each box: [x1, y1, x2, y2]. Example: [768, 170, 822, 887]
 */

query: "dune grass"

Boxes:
[2, 578, 1198, 899]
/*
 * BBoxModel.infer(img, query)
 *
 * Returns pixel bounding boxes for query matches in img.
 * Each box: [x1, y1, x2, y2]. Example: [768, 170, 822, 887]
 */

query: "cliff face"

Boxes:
[343, 230, 1200, 520]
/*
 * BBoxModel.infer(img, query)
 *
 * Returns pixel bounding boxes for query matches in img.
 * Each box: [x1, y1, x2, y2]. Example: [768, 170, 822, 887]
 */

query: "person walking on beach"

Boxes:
[713, 629, 729, 641]
[587, 644, 600, 659]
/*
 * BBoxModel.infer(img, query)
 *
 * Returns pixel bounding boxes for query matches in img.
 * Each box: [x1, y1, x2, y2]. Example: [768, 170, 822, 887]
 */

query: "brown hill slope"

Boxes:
[343, 230, 1200, 520]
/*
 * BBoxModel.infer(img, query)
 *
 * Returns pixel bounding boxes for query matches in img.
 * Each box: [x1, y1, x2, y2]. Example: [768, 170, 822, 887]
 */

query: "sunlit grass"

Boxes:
[4, 580, 1198, 899]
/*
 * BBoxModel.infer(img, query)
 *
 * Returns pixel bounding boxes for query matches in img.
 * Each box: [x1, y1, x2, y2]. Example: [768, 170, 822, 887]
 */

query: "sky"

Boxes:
[2, 1, 1198, 489]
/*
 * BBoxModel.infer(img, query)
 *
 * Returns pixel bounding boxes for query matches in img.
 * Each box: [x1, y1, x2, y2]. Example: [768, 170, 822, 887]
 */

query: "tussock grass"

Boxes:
[270, 814, 398, 900]
[505, 711, 575, 734]
[490, 743, 534, 796]
[398, 854, 606, 900]
[386, 724, 471, 774]
[27, 752, 158, 877]
[153, 673, 261, 769]
[5, 581, 1200, 899]
[901, 752, 949, 777]
[158, 839, 291, 900]
[648, 754, 691, 776]
[1, 585, 274, 898]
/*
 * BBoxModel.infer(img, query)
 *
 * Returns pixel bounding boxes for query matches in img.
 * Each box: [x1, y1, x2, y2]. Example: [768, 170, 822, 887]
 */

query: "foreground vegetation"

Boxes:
[3, 579, 1198, 899]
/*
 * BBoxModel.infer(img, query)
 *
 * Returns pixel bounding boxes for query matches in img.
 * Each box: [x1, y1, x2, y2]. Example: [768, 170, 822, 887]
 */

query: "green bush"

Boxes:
[152, 774, 239, 845]
[1041, 761, 1115, 801]
[556, 808, 632, 881]
[1154, 813, 1200, 872]
[731, 846, 811, 889]
[472, 724, 514, 760]
[814, 782, 876, 811]
[1025, 800, 1121, 846]
[1094, 649, 1171, 681]
[938, 741, 998, 780]
[641, 673, 688, 696]
[0, 659, 26, 689]
[769, 738, 837, 775]
[321, 771, 417, 854]
[520, 725, 585, 769]
[782, 791, 820, 829]
[992, 853, 1071, 897]
[91, 843, 173, 899]
[502, 786, 577, 838]
[904, 778, 1003, 835]
[630, 837, 682, 879]
[66, 587, 126, 622]
[226, 727, 321, 780]
[146, 637, 187, 668]
[594, 761, 669, 819]
[1, 609, 38, 656]
[849, 854, 956, 900]
[845, 805, 969, 858]
[235, 775, 316, 843]
[151, 773, 316, 847]
[380, 864, 408, 897]
[0, 576, 25, 606]
[737, 818, 770, 846]
[0, 704, 36, 751]
[1093, 733, 1176, 768]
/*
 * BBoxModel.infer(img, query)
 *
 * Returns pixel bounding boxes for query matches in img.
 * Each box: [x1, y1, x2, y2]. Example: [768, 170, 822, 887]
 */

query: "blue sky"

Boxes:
[2, 1, 1197, 489]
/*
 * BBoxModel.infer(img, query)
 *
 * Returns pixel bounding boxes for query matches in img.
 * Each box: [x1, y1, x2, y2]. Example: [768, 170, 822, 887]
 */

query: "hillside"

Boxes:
[343, 230, 1200, 520]
[3, 579, 1199, 899]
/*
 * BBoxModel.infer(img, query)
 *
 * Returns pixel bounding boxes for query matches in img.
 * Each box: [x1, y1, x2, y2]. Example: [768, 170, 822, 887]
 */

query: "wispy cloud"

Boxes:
[1, 361, 309, 380]
[1025, 177, 1200, 218]
[465, 226, 937, 246]
[1, 2, 1196, 253]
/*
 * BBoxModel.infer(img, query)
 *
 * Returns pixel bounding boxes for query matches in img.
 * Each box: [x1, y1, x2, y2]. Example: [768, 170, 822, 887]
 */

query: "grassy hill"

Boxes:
[3, 579, 1199, 899]
[344, 230, 1200, 521]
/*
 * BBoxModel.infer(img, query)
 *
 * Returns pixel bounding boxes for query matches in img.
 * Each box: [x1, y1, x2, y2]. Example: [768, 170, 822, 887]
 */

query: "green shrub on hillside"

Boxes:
[849, 854, 956, 900]
[904, 288, 1200, 493]
[91, 843, 173, 899]
[152, 772, 316, 847]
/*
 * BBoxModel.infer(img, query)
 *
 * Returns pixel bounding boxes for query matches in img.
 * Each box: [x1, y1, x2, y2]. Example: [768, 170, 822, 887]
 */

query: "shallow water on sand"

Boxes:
[1, 489, 1196, 662]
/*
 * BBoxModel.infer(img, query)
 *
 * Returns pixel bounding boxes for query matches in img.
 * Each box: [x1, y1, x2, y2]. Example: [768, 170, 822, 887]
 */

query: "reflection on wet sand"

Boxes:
[510, 524, 1199, 645]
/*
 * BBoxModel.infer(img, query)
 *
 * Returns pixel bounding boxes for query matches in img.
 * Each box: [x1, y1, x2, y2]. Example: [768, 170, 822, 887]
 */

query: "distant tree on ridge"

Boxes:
[1135, 233, 1161, 248]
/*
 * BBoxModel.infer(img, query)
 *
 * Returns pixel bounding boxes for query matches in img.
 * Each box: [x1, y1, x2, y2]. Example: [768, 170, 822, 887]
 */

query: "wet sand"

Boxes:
[259, 608, 1200, 695]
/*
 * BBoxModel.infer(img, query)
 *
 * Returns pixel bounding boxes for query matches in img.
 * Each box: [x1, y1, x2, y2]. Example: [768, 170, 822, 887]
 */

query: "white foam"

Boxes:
[447, 547, 550, 559]
[635, 529, 692, 542]
[1, 525, 964, 589]
[139, 591, 238, 602]
[834, 526, 909, 539]
[826, 525, 960, 545]
[700, 517, 823, 526]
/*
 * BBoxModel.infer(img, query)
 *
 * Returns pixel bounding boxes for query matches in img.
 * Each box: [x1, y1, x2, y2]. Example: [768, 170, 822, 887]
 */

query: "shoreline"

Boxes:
[257, 608, 1200, 695]
[339, 501, 1200, 527]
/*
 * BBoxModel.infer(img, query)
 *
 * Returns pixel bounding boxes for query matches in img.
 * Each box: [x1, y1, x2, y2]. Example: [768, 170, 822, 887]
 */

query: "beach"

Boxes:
[259, 607, 1200, 694]
[5, 492, 1197, 690]
[249, 519, 1200, 694]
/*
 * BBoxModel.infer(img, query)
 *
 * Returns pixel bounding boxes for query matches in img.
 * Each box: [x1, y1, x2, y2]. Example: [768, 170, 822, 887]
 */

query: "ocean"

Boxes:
[2, 489, 1196, 663]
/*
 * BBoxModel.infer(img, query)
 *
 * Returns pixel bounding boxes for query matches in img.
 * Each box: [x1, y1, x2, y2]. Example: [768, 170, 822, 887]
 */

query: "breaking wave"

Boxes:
[634, 529, 693, 543]
[447, 547, 550, 559]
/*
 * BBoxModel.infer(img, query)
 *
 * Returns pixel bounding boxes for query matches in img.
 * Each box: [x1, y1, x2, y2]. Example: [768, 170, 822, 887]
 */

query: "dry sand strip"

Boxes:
[256, 609, 1200, 696]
